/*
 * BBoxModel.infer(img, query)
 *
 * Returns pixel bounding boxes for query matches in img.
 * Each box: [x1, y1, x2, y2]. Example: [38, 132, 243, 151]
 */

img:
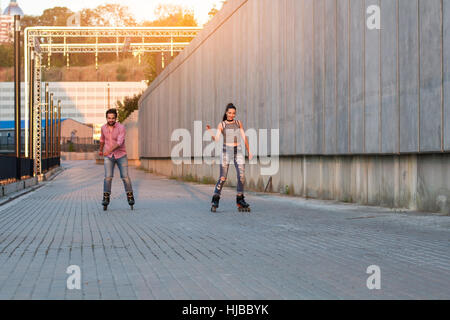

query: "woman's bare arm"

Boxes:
[206, 123, 223, 142]
[239, 122, 253, 160]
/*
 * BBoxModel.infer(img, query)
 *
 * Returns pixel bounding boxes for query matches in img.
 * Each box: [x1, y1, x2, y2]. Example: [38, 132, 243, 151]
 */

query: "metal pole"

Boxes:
[50, 93, 54, 161]
[53, 98, 57, 158]
[33, 53, 42, 176]
[24, 22, 29, 158]
[29, 49, 34, 161]
[57, 100, 61, 158]
[14, 15, 21, 180]
[45, 83, 49, 161]
[107, 83, 110, 109]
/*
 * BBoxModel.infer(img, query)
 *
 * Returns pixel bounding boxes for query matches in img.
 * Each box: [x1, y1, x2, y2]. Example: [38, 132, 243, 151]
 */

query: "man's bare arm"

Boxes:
[99, 141, 105, 156]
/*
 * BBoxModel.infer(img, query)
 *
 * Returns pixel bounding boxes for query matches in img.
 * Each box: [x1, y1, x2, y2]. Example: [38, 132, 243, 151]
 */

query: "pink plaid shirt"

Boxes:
[100, 122, 127, 159]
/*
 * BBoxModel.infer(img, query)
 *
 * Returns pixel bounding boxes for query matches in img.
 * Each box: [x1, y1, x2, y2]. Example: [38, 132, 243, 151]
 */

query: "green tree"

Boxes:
[207, 1, 227, 22]
[39, 7, 74, 26]
[140, 4, 198, 84]
[143, 53, 157, 84]
[0, 44, 14, 67]
[20, 15, 40, 30]
[116, 92, 143, 123]
[116, 65, 128, 81]
[90, 4, 136, 27]
[142, 4, 198, 27]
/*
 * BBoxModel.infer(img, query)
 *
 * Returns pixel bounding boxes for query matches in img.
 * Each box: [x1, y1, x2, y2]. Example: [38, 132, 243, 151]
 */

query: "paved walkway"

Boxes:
[0, 161, 449, 300]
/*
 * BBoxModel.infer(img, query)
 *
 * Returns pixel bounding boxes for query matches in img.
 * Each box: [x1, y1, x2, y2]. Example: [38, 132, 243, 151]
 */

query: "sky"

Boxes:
[1, 0, 224, 26]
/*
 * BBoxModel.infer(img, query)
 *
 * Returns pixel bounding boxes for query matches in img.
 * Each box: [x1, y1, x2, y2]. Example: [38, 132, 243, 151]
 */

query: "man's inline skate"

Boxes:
[127, 192, 135, 210]
[102, 192, 110, 211]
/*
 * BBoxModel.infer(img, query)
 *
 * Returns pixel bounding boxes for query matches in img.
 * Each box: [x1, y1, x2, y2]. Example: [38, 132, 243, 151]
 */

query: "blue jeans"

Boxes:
[213, 145, 245, 196]
[103, 155, 133, 193]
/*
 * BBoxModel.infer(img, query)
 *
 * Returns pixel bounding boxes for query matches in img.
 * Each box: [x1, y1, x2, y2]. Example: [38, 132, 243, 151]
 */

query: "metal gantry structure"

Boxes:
[23, 26, 202, 175]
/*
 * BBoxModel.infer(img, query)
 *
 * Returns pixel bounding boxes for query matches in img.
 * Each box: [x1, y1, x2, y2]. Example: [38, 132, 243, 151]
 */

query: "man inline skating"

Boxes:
[99, 108, 135, 211]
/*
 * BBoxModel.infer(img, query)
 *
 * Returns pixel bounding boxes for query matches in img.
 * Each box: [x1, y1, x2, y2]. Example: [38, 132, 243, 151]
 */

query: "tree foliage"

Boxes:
[207, 1, 227, 22]
[142, 4, 197, 27]
[140, 4, 198, 84]
[39, 7, 74, 26]
[116, 92, 142, 123]
[0, 44, 14, 67]
[82, 4, 136, 27]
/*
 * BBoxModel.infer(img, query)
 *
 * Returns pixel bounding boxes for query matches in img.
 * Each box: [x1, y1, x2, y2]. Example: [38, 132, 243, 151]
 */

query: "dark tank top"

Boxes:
[222, 120, 241, 145]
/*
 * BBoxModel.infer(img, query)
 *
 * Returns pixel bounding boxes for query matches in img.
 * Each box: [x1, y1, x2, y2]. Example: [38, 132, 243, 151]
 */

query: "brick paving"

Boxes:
[0, 161, 449, 300]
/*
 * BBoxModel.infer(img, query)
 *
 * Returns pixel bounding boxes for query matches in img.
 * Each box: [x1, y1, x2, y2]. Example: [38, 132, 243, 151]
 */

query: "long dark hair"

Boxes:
[223, 103, 236, 121]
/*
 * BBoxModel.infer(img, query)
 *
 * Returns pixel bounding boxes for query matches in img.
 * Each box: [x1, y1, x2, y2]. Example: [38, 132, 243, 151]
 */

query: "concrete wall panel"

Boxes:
[284, 0, 297, 156]
[336, 0, 350, 154]
[380, 0, 399, 153]
[294, 0, 305, 154]
[364, 0, 381, 153]
[349, 0, 365, 153]
[399, 0, 419, 153]
[419, 0, 443, 152]
[445, 0, 450, 151]
[324, 0, 337, 155]
[139, 0, 447, 159]
[303, 0, 315, 154]
[313, 0, 325, 154]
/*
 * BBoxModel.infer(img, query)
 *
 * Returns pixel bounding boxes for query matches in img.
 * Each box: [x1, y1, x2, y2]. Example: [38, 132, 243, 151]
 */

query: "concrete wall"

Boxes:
[139, 153, 450, 215]
[138, 0, 450, 214]
[1, 177, 38, 198]
[140, 0, 450, 157]
[123, 111, 139, 162]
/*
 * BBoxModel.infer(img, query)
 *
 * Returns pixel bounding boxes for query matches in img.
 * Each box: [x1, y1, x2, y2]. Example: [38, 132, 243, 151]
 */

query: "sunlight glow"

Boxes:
[11, 0, 225, 26]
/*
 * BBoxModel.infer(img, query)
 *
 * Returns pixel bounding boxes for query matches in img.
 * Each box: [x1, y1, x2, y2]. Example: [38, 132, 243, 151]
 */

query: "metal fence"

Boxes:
[61, 137, 95, 145]
[41, 157, 60, 172]
[61, 143, 98, 153]
[60, 137, 98, 153]
[0, 140, 25, 153]
[0, 155, 34, 181]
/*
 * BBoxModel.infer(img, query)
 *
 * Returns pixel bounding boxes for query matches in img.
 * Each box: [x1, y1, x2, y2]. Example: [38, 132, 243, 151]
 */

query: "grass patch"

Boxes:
[200, 176, 216, 185]
[182, 174, 197, 183]
[137, 167, 154, 174]
[168, 174, 215, 185]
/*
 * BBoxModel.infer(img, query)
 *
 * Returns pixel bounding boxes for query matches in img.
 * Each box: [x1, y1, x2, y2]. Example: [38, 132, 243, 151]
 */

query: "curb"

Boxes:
[0, 184, 44, 207]
[0, 166, 65, 207]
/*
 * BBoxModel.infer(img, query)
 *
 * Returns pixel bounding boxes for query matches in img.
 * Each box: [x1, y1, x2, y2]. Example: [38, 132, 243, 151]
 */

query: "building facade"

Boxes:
[0, 0, 24, 43]
[0, 14, 13, 43]
[0, 81, 147, 140]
